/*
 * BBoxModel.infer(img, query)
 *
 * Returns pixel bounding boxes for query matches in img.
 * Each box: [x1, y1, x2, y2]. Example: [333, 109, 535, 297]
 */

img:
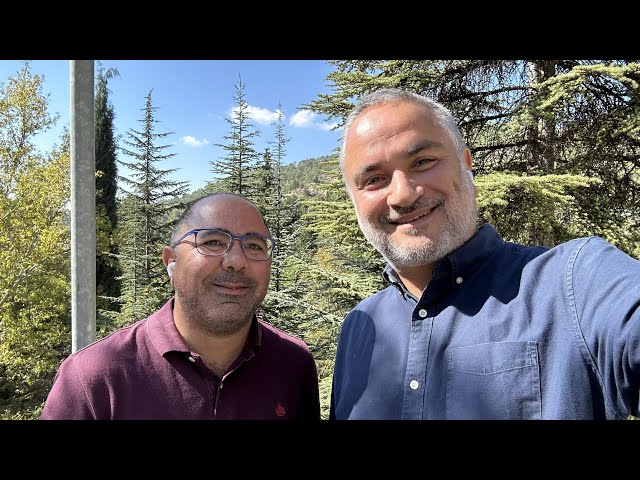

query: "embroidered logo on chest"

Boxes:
[275, 402, 286, 417]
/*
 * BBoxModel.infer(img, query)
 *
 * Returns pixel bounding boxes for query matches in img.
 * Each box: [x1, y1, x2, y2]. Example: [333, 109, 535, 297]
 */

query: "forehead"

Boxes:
[190, 197, 267, 235]
[343, 101, 451, 176]
[350, 101, 443, 143]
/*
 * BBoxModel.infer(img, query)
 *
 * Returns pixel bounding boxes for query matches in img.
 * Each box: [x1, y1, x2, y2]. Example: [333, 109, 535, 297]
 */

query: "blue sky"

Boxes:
[0, 60, 343, 193]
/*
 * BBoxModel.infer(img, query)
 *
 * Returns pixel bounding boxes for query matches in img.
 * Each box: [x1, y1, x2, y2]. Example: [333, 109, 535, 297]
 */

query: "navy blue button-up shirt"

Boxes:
[330, 224, 640, 419]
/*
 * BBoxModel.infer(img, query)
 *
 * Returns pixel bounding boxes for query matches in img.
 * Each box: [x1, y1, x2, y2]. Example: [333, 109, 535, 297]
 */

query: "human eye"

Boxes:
[198, 231, 229, 253]
[362, 175, 387, 190]
[203, 239, 224, 247]
[413, 157, 437, 169]
[244, 236, 268, 252]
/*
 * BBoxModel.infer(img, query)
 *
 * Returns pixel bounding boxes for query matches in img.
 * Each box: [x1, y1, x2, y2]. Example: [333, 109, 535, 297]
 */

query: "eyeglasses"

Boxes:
[171, 228, 276, 261]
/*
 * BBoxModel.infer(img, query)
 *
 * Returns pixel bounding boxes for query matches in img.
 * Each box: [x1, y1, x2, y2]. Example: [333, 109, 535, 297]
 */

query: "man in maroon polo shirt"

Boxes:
[41, 193, 321, 420]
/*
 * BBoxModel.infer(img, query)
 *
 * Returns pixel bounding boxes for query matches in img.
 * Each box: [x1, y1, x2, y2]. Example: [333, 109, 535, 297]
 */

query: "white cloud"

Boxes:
[318, 121, 341, 131]
[289, 110, 315, 127]
[181, 136, 209, 147]
[289, 109, 339, 131]
[229, 105, 281, 125]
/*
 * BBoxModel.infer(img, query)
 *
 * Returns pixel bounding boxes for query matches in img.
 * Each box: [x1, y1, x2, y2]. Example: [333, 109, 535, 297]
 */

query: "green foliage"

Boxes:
[476, 172, 598, 246]
[307, 60, 640, 257]
[7, 60, 638, 420]
[263, 107, 289, 292]
[0, 63, 69, 418]
[209, 76, 261, 196]
[253, 148, 275, 217]
[266, 156, 385, 417]
[95, 64, 121, 228]
[280, 155, 337, 193]
[95, 63, 122, 321]
[115, 91, 189, 328]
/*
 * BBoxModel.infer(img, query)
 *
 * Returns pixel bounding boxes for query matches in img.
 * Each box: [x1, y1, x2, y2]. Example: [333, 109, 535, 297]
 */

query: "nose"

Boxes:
[386, 171, 424, 208]
[220, 239, 247, 271]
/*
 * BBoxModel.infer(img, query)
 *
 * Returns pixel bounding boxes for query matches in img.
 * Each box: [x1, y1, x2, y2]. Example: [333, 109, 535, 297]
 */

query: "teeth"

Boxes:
[386, 206, 436, 224]
[399, 209, 431, 224]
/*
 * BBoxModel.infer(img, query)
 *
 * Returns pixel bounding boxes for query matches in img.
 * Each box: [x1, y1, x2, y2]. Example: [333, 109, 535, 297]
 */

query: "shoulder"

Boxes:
[355, 285, 399, 309]
[64, 319, 149, 374]
[496, 236, 633, 272]
[43, 319, 150, 417]
[338, 285, 400, 335]
[545, 236, 638, 270]
[257, 320, 313, 357]
[499, 240, 548, 263]
[346, 285, 399, 319]
[561, 236, 640, 278]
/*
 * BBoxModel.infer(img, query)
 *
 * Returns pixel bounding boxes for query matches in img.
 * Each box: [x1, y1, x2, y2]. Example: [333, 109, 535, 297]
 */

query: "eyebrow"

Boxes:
[406, 139, 444, 156]
[202, 227, 268, 237]
[352, 139, 445, 185]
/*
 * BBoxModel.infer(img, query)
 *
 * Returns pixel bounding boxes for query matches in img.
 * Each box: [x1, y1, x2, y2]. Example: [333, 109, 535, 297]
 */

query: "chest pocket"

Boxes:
[446, 341, 541, 420]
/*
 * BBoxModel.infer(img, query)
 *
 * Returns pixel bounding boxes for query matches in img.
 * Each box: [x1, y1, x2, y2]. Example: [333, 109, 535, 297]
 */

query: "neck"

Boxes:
[396, 263, 435, 298]
[394, 225, 479, 298]
[173, 301, 252, 377]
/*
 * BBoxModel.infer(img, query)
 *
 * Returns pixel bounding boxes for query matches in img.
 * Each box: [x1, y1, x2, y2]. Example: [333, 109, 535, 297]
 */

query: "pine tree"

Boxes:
[95, 63, 122, 324]
[305, 60, 640, 255]
[266, 105, 288, 292]
[264, 155, 385, 420]
[209, 76, 261, 196]
[253, 147, 275, 217]
[116, 90, 189, 326]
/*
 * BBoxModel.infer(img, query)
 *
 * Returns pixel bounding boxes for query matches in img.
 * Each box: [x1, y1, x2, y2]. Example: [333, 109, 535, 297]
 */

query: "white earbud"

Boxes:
[167, 261, 175, 278]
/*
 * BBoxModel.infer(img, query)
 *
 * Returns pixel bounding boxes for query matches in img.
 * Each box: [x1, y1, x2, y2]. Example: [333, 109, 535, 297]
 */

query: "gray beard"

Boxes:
[356, 171, 478, 271]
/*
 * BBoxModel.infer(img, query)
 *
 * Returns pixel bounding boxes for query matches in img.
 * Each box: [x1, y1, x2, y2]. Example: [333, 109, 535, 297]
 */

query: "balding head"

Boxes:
[171, 192, 269, 244]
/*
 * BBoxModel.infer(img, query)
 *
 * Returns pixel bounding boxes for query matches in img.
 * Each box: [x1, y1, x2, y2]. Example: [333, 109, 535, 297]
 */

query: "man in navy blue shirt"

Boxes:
[331, 88, 640, 420]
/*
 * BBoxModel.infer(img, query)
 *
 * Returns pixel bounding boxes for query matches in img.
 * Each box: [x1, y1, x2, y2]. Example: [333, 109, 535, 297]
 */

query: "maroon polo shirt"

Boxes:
[40, 299, 320, 420]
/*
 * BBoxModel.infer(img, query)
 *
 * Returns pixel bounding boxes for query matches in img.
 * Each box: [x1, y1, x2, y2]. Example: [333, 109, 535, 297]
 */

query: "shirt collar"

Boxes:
[447, 223, 504, 278]
[382, 223, 504, 295]
[147, 297, 263, 357]
[147, 298, 190, 356]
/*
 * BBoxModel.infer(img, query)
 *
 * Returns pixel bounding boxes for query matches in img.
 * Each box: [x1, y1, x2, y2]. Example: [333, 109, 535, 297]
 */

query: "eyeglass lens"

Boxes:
[196, 230, 272, 260]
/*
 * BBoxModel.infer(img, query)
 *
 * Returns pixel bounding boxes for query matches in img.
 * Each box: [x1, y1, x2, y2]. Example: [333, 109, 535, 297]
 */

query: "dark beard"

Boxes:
[176, 272, 262, 337]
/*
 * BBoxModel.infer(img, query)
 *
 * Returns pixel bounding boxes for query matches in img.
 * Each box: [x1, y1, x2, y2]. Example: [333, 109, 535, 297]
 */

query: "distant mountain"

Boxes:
[185, 154, 338, 200]
[281, 154, 337, 195]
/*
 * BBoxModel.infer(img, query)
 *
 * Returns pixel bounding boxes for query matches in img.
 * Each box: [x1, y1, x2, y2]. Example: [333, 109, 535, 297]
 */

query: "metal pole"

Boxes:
[70, 60, 96, 352]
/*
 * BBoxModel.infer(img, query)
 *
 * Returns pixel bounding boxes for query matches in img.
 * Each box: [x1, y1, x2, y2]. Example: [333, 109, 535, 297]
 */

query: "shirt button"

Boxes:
[456, 276, 463, 284]
[410, 380, 419, 390]
[418, 309, 427, 318]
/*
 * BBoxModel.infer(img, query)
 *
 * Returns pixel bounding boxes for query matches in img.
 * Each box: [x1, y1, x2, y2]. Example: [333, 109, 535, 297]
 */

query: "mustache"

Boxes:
[207, 271, 257, 288]
[382, 196, 443, 223]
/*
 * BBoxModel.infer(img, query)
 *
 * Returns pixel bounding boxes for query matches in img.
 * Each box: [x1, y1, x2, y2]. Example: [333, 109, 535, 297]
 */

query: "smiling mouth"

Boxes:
[387, 206, 437, 225]
[212, 283, 250, 295]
